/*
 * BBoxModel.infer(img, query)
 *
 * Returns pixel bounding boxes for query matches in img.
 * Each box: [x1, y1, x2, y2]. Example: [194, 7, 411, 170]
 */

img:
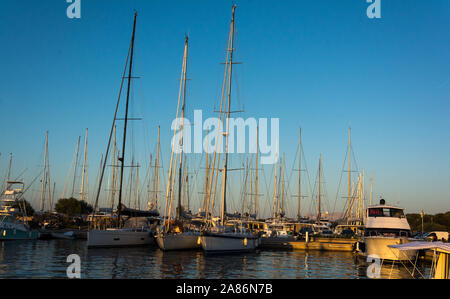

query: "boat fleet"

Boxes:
[1, 6, 446, 276]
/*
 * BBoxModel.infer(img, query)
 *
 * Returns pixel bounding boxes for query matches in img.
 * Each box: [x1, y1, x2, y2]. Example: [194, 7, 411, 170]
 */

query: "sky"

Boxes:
[0, 0, 449, 217]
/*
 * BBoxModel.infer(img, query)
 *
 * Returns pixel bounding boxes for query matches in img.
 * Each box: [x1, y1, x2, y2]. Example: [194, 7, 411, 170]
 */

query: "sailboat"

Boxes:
[155, 36, 202, 251]
[200, 5, 259, 253]
[87, 12, 154, 248]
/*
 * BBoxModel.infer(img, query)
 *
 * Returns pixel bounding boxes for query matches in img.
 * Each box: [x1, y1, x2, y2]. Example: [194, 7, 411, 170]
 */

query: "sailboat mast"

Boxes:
[272, 146, 278, 219]
[164, 37, 187, 228]
[347, 127, 351, 219]
[221, 5, 236, 226]
[80, 128, 88, 201]
[177, 36, 189, 220]
[110, 125, 117, 210]
[40, 131, 49, 211]
[71, 136, 81, 198]
[318, 154, 322, 223]
[154, 125, 161, 210]
[281, 153, 285, 216]
[254, 126, 259, 218]
[117, 11, 137, 227]
[298, 127, 302, 219]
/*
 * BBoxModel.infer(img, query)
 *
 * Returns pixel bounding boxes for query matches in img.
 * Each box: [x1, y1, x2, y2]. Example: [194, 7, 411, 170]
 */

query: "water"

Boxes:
[0, 240, 431, 279]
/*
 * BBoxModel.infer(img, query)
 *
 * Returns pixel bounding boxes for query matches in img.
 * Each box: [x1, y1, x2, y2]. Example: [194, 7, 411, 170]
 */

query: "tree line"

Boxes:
[406, 211, 450, 233]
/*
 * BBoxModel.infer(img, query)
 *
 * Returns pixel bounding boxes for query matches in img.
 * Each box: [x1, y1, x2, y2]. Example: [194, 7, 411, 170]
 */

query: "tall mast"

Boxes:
[71, 136, 81, 198]
[347, 127, 351, 219]
[248, 158, 252, 216]
[298, 127, 302, 219]
[317, 154, 322, 223]
[177, 36, 189, 220]
[186, 166, 190, 212]
[272, 147, 278, 219]
[135, 163, 140, 209]
[254, 126, 259, 218]
[154, 125, 161, 210]
[46, 147, 51, 210]
[51, 182, 56, 213]
[164, 37, 187, 228]
[117, 11, 137, 227]
[40, 131, 49, 211]
[361, 169, 365, 223]
[203, 130, 210, 213]
[281, 153, 285, 216]
[80, 128, 88, 202]
[220, 5, 236, 226]
[110, 125, 117, 210]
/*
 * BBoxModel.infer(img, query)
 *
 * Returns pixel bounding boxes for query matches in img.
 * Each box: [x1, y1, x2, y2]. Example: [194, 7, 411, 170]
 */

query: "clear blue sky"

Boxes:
[0, 0, 449, 217]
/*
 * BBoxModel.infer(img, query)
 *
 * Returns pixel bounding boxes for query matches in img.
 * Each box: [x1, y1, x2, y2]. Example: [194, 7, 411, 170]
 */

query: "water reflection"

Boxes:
[0, 240, 431, 279]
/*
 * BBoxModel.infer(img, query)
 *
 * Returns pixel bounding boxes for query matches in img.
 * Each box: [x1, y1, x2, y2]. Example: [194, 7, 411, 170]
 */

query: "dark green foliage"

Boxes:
[407, 211, 450, 232]
[12, 199, 35, 216]
[55, 197, 93, 216]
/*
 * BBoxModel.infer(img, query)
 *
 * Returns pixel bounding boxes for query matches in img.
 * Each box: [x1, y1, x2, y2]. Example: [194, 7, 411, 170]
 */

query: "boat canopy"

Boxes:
[388, 241, 450, 253]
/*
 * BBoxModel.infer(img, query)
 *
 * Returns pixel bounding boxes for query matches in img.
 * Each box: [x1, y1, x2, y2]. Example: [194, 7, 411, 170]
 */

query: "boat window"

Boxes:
[368, 208, 404, 218]
[368, 208, 383, 216]
[390, 209, 404, 218]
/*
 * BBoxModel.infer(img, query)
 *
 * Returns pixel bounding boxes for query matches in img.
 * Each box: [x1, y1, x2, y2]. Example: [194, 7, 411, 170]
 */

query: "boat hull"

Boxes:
[156, 233, 201, 251]
[87, 229, 154, 248]
[361, 237, 417, 261]
[0, 228, 39, 240]
[200, 233, 258, 253]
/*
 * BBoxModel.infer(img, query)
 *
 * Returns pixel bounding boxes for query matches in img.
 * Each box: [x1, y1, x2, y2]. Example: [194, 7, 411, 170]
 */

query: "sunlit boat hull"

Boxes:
[156, 232, 201, 251]
[362, 237, 417, 261]
[200, 232, 258, 253]
[87, 229, 153, 248]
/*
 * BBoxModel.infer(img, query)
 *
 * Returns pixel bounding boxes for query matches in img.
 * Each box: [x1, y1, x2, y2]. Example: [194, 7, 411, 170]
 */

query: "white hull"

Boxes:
[362, 237, 417, 261]
[200, 233, 258, 253]
[156, 232, 201, 251]
[87, 229, 154, 248]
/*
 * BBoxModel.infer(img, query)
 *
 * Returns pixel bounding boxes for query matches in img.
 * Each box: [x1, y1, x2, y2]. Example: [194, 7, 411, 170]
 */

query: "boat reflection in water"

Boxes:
[0, 239, 433, 278]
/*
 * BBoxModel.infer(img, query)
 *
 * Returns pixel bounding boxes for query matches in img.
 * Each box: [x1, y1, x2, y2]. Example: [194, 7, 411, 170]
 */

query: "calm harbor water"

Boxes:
[0, 240, 430, 279]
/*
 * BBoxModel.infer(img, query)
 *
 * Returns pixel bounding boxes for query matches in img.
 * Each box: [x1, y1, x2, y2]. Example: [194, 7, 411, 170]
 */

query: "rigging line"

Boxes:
[332, 146, 349, 217]
[261, 162, 275, 218]
[92, 31, 133, 214]
[300, 143, 314, 217]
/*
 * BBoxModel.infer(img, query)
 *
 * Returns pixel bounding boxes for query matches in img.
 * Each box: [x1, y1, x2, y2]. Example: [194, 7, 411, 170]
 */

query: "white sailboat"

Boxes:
[155, 36, 201, 251]
[87, 12, 153, 248]
[200, 5, 259, 253]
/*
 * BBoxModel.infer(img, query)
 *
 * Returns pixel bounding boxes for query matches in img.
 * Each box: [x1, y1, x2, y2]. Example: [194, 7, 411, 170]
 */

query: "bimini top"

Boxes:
[388, 241, 450, 253]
